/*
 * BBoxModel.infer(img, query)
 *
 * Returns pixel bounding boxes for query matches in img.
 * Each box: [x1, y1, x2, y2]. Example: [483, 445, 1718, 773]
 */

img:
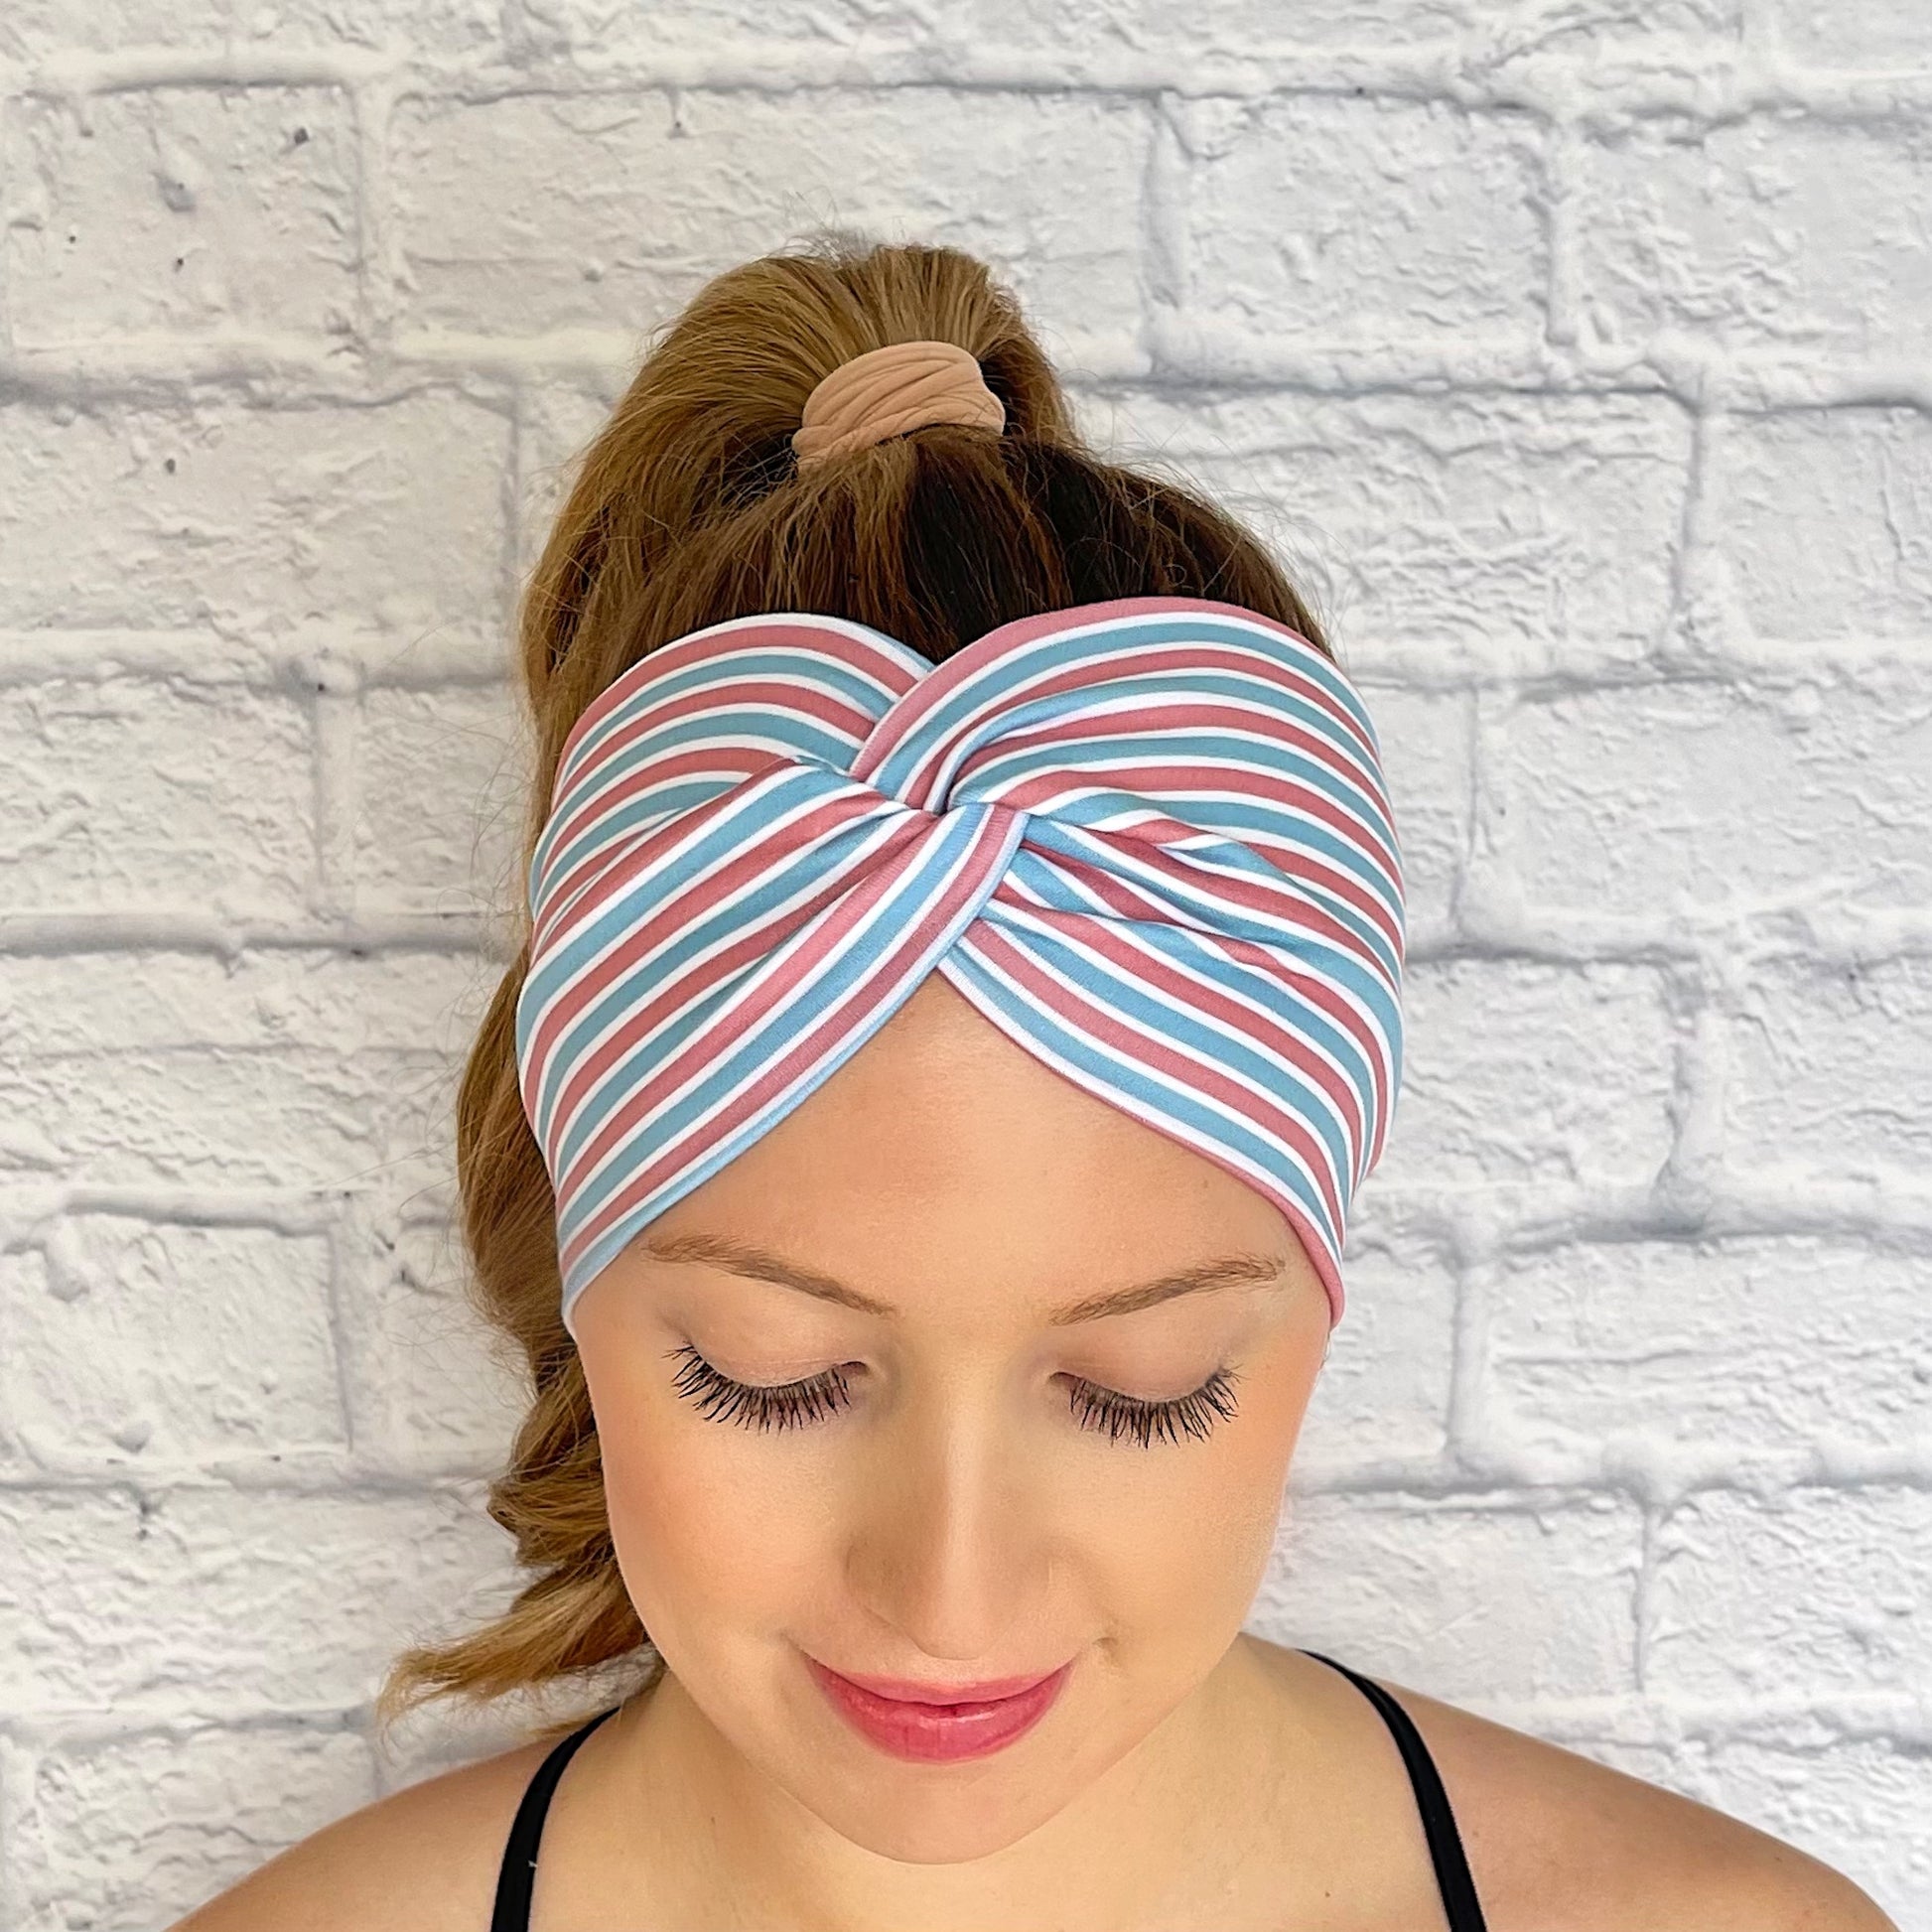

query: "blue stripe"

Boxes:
[515, 600, 1406, 1338]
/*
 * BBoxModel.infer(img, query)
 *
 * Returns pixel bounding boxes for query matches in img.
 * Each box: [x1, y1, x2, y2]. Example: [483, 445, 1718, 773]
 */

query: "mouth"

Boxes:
[804, 1654, 1075, 1763]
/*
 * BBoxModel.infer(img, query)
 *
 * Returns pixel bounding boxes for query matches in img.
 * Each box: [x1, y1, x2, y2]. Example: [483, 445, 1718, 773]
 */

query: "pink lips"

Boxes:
[806, 1654, 1074, 1762]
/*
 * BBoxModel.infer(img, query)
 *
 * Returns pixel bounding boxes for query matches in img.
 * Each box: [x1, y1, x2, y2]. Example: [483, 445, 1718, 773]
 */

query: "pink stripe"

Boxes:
[1015, 804, 1401, 977]
[991, 759, 1401, 949]
[554, 804, 1008, 1214]
[524, 782, 895, 1119]
[552, 678, 878, 837]
[1020, 898, 1372, 1175]
[982, 858, 1386, 1168]
[536, 745, 788, 917]
[891, 645, 1376, 805]
[849, 597, 1331, 783]
[553, 618, 916, 799]
[958, 918, 1348, 1252]
[968, 693, 1384, 808]
[559, 808, 1016, 1268]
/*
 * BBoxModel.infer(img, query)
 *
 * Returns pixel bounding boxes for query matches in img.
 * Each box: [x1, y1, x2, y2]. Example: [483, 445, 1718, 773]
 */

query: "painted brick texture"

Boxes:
[1, 4, 1927, 1926]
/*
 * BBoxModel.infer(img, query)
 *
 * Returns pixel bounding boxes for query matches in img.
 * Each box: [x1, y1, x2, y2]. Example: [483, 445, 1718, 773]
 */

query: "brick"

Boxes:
[390, 88, 1150, 344]
[525, 0, 1462, 55]
[354, 684, 525, 914]
[970, 0, 1739, 60]
[1297, 1220, 1453, 1470]
[0, 675, 314, 916]
[1770, 0, 1930, 69]
[1, 0, 498, 50]
[7, 88, 357, 345]
[0, 1219, 343, 1468]
[0, 949, 486, 1193]
[0, 2, 228, 51]
[514, 0, 926, 47]
[1649, 1486, 1932, 1699]
[1261, 1490, 1643, 1700]
[5, 1725, 376, 1932]
[0, 947, 484, 1058]
[531, 0, 1738, 57]
[0, 394, 512, 635]
[0, 1030, 454, 1200]
[1497, 0, 1739, 42]
[1488, 1234, 1932, 1457]
[1345, 683, 1468, 939]
[962, 0, 1471, 51]
[235, 0, 500, 47]
[1392, 960, 1676, 1186]
[1485, 670, 1932, 920]
[1707, 407, 1932, 641]
[1127, 391, 1688, 659]
[0, 1486, 507, 1713]
[339, 1216, 528, 1476]
[1178, 95, 1544, 345]
[1575, 118, 1932, 364]
[1657, 1734, 1928, 1930]
[1728, 955, 1932, 1174]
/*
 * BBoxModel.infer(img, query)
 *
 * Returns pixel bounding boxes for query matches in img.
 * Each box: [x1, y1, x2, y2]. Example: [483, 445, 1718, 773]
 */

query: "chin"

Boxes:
[778, 1745, 1101, 1866]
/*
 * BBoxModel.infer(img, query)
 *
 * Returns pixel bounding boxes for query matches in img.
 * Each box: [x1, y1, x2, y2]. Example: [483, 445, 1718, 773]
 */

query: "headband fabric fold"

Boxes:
[515, 595, 1406, 1338]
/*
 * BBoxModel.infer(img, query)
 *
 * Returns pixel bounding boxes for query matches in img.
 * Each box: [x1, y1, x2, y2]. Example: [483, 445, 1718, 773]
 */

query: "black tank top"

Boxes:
[488, 1648, 1488, 1931]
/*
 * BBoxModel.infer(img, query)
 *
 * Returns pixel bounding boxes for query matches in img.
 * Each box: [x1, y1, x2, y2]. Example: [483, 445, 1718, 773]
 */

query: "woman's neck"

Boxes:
[536, 1634, 1342, 1932]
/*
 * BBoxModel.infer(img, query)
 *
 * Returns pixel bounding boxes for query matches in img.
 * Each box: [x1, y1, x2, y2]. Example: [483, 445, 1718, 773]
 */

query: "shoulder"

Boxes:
[165, 1730, 556, 1932]
[1375, 1671, 1898, 1932]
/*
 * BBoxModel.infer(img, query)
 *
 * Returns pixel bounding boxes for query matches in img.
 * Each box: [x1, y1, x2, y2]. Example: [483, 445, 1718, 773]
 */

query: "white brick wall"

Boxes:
[2, 5, 1927, 1926]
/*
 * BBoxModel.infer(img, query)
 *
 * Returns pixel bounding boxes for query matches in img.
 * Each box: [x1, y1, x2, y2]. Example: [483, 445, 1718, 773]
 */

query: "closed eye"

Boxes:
[663, 1343, 1241, 1449]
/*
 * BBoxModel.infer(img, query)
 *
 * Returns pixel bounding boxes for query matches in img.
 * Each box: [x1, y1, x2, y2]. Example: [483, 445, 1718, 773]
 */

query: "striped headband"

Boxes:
[516, 595, 1406, 1340]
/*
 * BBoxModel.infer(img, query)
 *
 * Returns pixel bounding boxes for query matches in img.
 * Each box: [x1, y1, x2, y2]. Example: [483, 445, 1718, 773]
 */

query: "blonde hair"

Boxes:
[374, 232, 1332, 1749]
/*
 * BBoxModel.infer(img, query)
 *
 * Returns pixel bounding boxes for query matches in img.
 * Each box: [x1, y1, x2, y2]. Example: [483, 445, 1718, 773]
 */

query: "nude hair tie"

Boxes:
[791, 340, 1007, 471]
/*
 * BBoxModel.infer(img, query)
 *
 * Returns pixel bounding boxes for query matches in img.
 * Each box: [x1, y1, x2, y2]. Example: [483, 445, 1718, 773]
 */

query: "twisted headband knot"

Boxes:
[791, 339, 1006, 471]
[517, 596, 1408, 1338]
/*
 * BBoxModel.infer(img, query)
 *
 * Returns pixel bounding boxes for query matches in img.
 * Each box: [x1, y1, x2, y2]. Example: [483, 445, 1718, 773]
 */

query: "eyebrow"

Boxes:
[638, 1231, 1290, 1325]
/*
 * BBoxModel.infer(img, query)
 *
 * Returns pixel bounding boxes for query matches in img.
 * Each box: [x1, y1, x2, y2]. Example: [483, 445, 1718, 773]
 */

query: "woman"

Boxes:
[175, 238, 1894, 1932]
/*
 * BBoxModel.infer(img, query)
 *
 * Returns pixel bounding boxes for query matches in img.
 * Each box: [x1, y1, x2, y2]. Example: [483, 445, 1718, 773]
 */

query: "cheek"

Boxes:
[588, 1353, 830, 1649]
[1086, 1354, 1316, 1652]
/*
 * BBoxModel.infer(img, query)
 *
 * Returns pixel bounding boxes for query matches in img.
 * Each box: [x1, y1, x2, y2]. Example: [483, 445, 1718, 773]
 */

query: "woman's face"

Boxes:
[572, 971, 1332, 1864]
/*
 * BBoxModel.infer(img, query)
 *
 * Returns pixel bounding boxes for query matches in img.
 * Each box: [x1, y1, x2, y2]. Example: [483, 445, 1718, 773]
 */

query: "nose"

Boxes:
[842, 1374, 1048, 1667]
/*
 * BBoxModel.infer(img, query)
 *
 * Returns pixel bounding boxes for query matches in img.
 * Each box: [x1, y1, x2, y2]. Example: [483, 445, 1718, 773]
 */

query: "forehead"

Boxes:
[641, 973, 1299, 1312]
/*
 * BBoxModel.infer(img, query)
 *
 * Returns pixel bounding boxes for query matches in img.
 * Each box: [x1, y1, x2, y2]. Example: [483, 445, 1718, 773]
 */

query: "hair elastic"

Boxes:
[791, 340, 1006, 471]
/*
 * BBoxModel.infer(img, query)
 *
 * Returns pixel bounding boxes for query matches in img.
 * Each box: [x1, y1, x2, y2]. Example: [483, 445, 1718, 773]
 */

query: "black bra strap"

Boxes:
[489, 1703, 622, 1932]
[495, 1665, 1486, 1932]
[1299, 1650, 1489, 1931]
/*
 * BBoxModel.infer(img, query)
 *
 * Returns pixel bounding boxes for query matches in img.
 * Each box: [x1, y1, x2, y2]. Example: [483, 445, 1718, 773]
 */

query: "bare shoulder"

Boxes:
[165, 1730, 556, 1932]
[1378, 1672, 1897, 1932]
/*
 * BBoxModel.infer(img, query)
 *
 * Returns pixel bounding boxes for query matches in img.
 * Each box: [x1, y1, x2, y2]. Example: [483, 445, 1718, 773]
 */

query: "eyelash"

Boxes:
[664, 1342, 1241, 1449]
